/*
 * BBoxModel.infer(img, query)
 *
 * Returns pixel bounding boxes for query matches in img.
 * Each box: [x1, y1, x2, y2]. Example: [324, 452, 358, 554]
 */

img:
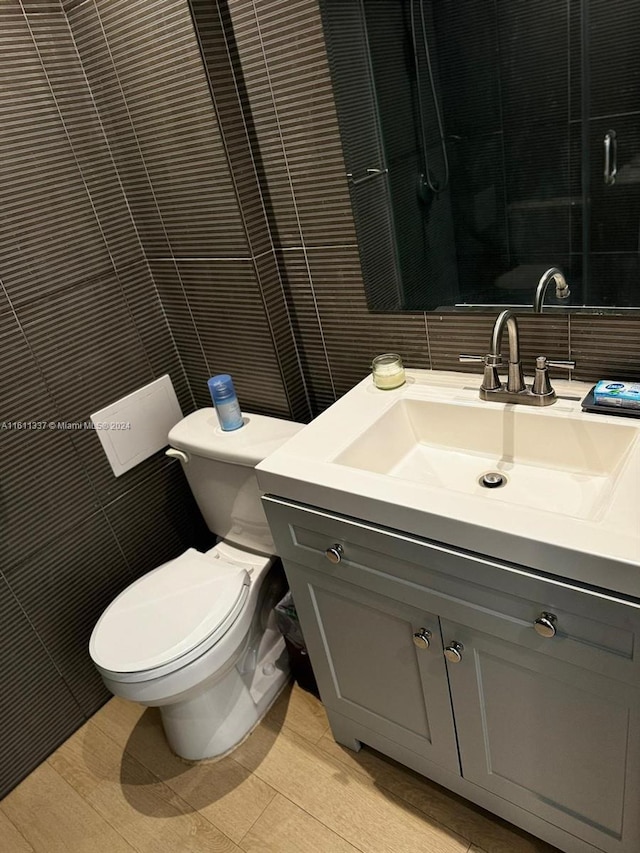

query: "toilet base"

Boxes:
[159, 631, 289, 760]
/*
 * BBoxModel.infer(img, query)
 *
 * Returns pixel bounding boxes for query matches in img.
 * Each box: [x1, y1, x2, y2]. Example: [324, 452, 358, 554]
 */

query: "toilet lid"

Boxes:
[90, 549, 250, 673]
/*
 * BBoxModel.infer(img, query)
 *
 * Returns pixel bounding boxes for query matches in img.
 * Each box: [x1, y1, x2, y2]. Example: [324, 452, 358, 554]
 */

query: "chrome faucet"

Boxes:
[534, 267, 570, 312]
[459, 309, 575, 406]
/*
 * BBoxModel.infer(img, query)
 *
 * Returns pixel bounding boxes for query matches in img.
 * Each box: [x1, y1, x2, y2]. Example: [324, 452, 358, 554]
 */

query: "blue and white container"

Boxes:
[593, 380, 640, 409]
[208, 374, 244, 431]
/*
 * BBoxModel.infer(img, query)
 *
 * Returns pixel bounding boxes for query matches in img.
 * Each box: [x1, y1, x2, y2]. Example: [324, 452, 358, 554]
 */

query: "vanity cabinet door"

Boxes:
[441, 616, 640, 853]
[285, 561, 460, 774]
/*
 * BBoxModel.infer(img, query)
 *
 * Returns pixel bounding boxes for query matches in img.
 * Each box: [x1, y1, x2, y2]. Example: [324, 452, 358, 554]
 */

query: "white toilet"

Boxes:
[89, 409, 302, 761]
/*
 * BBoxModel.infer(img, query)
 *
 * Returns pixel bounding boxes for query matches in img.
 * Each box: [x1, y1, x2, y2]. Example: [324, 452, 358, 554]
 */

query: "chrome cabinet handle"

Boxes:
[325, 544, 344, 564]
[534, 612, 557, 638]
[604, 130, 617, 186]
[412, 628, 432, 649]
[444, 641, 464, 663]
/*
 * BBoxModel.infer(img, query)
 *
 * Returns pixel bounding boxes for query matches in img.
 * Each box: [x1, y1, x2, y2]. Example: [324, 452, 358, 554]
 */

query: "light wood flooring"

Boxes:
[0, 683, 560, 853]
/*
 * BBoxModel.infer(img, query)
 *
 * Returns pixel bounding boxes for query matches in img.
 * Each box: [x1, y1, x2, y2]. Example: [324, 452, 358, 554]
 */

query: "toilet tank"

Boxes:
[168, 409, 302, 555]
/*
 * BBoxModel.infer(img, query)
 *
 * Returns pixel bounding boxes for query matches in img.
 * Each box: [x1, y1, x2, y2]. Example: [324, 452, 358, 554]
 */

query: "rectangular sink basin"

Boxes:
[334, 398, 638, 520]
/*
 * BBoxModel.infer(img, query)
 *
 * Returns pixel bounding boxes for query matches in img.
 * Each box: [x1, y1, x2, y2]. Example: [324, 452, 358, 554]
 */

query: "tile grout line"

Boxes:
[19, 2, 158, 387]
[247, 0, 337, 403]
[87, 0, 212, 385]
[235, 722, 472, 853]
[234, 790, 277, 849]
[78, 715, 243, 849]
[42, 756, 140, 853]
[200, 1, 313, 422]
[311, 735, 485, 852]
[0, 802, 36, 851]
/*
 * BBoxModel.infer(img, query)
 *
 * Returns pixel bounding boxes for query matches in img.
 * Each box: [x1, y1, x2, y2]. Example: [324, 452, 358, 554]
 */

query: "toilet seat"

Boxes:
[90, 549, 250, 683]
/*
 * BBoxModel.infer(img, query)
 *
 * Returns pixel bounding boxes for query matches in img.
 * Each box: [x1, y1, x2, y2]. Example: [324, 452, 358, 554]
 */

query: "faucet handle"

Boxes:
[533, 357, 576, 397]
[459, 354, 503, 366]
[458, 354, 501, 391]
[546, 359, 576, 371]
[459, 354, 501, 391]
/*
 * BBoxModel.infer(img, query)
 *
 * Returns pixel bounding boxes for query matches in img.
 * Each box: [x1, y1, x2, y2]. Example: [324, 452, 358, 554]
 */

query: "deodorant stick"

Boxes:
[208, 374, 244, 431]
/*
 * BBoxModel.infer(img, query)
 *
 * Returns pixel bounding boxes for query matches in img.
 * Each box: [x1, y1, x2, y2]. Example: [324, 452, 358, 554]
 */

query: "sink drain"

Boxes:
[479, 471, 507, 489]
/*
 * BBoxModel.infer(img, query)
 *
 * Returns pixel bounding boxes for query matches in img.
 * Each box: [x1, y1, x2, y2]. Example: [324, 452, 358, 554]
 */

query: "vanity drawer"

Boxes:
[264, 496, 640, 685]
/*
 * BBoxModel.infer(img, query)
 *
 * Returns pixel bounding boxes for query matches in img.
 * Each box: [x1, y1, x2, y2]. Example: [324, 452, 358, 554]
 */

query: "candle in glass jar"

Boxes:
[371, 353, 406, 390]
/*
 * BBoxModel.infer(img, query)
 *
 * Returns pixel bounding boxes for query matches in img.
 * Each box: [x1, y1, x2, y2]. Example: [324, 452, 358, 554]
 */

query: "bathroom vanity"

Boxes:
[256, 370, 640, 853]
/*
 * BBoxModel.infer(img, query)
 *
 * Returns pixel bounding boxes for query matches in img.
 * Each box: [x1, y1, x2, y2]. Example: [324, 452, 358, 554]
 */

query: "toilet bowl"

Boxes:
[89, 410, 302, 760]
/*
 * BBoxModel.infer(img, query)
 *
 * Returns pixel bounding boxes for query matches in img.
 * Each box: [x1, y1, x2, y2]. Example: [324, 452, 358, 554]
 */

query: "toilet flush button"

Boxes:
[262, 663, 276, 676]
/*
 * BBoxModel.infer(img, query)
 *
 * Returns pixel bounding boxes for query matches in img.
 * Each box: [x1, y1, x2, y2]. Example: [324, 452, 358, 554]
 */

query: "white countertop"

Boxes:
[257, 370, 640, 600]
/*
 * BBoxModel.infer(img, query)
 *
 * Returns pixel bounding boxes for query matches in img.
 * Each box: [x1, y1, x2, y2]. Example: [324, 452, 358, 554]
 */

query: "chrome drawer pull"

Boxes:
[325, 544, 344, 564]
[534, 612, 557, 638]
[444, 642, 464, 663]
[412, 629, 432, 649]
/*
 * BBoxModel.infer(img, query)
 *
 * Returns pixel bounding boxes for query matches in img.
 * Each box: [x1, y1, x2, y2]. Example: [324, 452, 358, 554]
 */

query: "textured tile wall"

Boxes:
[3, 0, 639, 805]
[226, 0, 640, 412]
[66, 0, 308, 422]
[0, 1, 209, 798]
[188, 0, 310, 421]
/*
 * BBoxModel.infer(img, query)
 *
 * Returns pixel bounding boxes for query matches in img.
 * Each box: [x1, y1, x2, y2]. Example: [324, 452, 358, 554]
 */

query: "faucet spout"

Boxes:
[534, 268, 570, 312]
[489, 309, 525, 393]
[490, 309, 520, 364]
[459, 305, 574, 405]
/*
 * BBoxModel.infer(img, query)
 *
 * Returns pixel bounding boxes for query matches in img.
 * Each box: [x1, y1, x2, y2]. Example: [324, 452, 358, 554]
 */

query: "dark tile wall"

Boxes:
[225, 0, 640, 402]
[0, 1, 210, 798]
[65, 0, 309, 423]
[2, 0, 639, 805]
[1, 0, 310, 799]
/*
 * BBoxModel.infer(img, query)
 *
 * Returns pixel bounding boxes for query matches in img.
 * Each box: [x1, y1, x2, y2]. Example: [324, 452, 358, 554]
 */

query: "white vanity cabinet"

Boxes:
[263, 496, 640, 853]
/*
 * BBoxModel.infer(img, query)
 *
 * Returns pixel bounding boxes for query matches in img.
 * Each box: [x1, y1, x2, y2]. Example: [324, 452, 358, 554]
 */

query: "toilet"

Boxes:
[89, 409, 302, 761]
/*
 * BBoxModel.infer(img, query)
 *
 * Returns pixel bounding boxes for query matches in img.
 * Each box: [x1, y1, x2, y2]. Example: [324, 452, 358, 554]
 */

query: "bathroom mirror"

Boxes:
[319, 0, 640, 312]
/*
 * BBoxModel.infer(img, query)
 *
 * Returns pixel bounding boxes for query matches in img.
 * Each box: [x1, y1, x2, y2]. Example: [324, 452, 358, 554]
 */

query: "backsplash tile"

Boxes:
[571, 315, 640, 381]
[305, 246, 430, 398]
[428, 312, 571, 379]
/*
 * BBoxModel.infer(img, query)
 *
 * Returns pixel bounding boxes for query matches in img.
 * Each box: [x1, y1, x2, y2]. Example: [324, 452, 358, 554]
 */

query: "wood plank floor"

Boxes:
[0, 684, 560, 853]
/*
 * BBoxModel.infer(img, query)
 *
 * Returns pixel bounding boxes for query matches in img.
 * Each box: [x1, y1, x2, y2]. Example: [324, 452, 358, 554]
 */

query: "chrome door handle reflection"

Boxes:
[604, 130, 617, 185]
